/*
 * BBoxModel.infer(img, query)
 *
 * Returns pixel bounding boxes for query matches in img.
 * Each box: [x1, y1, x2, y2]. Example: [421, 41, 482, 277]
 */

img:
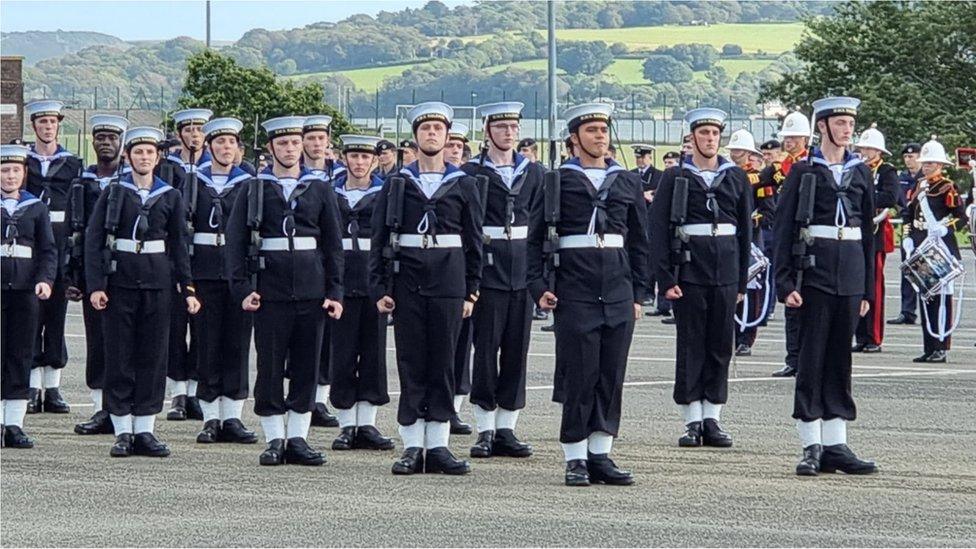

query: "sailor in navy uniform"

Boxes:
[369, 102, 483, 476]
[189, 117, 258, 445]
[889, 142, 923, 326]
[632, 144, 670, 317]
[773, 96, 877, 476]
[299, 114, 343, 429]
[2, 145, 57, 448]
[85, 127, 202, 458]
[528, 103, 649, 486]
[225, 116, 344, 466]
[23, 100, 82, 414]
[398, 139, 418, 167]
[68, 114, 129, 435]
[327, 135, 395, 452]
[662, 151, 680, 170]
[444, 121, 474, 434]
[461, 101, 542, 459]
[903, 137, 968, 363]
[649, 108, 751, 450]
[163, 108, 213, 423]
[376, 140, 398, 178]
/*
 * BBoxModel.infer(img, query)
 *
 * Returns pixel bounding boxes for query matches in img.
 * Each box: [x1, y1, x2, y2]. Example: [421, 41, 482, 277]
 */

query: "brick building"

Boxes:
[1, 56, 25, 142]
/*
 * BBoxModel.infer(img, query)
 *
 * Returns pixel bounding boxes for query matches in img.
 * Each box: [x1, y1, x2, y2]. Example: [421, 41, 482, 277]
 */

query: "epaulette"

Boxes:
[945, 184, 960, 208]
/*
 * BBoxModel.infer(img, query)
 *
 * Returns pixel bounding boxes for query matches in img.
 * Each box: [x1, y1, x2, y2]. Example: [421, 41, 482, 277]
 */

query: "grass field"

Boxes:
[288, 61, 430, 92]
[555, 22, 803, 53]
[482, 57, 776, 86]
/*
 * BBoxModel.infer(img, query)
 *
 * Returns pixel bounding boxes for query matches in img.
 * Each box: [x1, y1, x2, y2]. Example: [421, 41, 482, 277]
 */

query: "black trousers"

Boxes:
[82, 299, 106, 390]
[735, 285, 766, 347]
[470, 288, 531, 411]
[793, 288, 859, 422]
[855, 251, 886, 346]
[899, 246, 918, 319]
[553, 299, 634, 443]
[253, 300, 323, 416]
[2, 290, 38, 400]
[393, 287, 463, 426]
[784, 305, 801, 368]
[193, 280, 252, 403]
[453, 317, 472, 396]
[672, 283, 737, 405]
[318, 317, 332, 386]
[761, 228, 777, 320]
[167, 285, 196, 383]
[33, 277, 68, 369]
[921, 295, 952, 353]
[329, 296, 390, 409]
[103, 287, 170, 416]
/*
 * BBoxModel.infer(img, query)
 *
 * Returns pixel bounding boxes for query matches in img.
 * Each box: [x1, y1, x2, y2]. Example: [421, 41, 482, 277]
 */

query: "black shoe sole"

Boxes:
[820, 465, 877, 475]
[450, 427, 473, 435]
[259, 458, 284, 466]
[424, 465, 471, 475]
[565, 477, 590, 487]
[492, 448, 533, 458]
[678, 439, 702, 447]
[42, 407, 70, 414]
[795, 467, 818, 476]
[702, 440, 733, 448]
[470, 449, 492, 458]
[590, 476, 634, 486]
[392, 462, 423, 475]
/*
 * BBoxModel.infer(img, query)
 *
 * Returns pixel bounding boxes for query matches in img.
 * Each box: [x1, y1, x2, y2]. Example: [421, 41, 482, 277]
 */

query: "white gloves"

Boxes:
[928, 224, 948, 238]
[902, 237, 915, 256]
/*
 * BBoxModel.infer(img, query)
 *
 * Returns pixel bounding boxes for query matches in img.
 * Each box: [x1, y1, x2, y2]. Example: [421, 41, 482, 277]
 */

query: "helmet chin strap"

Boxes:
[269, 146, 298, 171]
[692, 132, 717, 160]
[485, 125, 513, 156]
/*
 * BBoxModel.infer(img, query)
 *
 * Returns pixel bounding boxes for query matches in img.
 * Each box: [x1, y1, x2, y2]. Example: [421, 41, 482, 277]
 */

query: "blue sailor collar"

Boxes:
[118, 174, 173, 200]
[27, 144, 73, 161]
[809, 148, 863, 171]
[197, 165, 251, 191]
[167, 149, 212, 171]
[399, 161, 467, 185]
[560, 156, 626, 176]
[680, 155, 737, 177]
[257, 166, 322, 185]
[2, 190, 42, 211]
[468, 151, 532, 180]
[334, 173, 385, 203]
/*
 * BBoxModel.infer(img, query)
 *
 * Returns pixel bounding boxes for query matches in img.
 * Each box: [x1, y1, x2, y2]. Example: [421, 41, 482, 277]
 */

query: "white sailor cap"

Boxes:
[408, 102, 454, 132]
[563, 103, 613, 133]
[124, 127, 165, 148]
[630, 143, 656, 155]
[479, 102, 524, 123]
[684, 107, 728, 131]
[340, 134, 382, 154]
[303, 115, 333, 134]
[1, 144, 30, 164]
[172, 108, 213, 128]
[89, 114, 129, 135]
[727, 128, 762, 155]
[25, 99, 65, 121]
[202, 117, 244, 140]
[812, 96, 860, 122]
[262, 116, 306, 140]
[448, 122, 469, 142]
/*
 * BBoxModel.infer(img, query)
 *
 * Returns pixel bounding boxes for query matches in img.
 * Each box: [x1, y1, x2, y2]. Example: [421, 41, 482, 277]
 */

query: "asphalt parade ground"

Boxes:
[2, 259, 975, 547]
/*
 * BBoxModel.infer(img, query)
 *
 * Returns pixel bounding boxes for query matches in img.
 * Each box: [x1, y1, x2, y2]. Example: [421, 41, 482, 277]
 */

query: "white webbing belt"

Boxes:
[115, 239, 166, 254]
[342, 238, 372, 251]
[259, 236, 318, 251]
[679, 223, 736, 237]
[398, 234, 462, 249]
[807, 225, 862, 241]
[483, 226, 528, 240]
[1, 244, 33, 258]
[557, 234, 624, 249]
[192, 233, 225, 246]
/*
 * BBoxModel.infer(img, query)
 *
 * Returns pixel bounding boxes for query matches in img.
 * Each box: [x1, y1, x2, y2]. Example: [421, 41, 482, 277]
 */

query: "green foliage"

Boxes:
[643, 55, 694, 84]
[177, 50, 353, 148]
[556, 41, 615, 76]
[761, 1, 976, 154]
[722, 44, 743, 56]
[652, 43, 718, 71]
[0, 30, 125, 65]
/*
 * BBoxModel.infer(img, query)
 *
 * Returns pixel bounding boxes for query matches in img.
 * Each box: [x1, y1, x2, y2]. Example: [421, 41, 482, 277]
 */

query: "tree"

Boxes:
[762, 1, 976, 161]
[643, 55, 694, 84]
[722, 43, 743, 56]
[178, 50, 352, 151]
[557, 41, 614, 76]
[653, 43, 718, 71]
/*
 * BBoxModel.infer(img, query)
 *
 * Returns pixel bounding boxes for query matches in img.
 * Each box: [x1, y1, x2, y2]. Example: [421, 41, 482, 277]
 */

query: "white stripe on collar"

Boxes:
[27, 149, 74, 161]
[119, 181, 174, 201]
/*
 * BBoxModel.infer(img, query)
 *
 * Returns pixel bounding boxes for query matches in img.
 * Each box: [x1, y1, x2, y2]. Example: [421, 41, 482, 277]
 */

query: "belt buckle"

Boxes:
[2, 243, 12, 257]
[422, 234, 430, 249]
[596, 235, 605, 248]
[135, 240, 144, 253]
[711, 224, 718, 237]
[837, 227, 844, 240]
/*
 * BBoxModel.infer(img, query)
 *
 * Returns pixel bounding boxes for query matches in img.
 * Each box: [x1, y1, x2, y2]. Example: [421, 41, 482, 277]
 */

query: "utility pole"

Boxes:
[205, 0, 211, 48]
[547, 0, 557, 168]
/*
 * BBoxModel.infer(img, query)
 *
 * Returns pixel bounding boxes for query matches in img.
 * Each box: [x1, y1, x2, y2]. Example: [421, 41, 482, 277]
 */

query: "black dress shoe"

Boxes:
[863, 344, 882, 353]
[820, 444, 877, 474]
[926, 350, 947, 363]
[541, 323, 555, 332]
[133, 432, 171, 457]
[424, 447, 471, 475]
[218, 419, 258, 444]
[851, 342, 866, 352]
[470, 430, 494, 458]
[678, 421, 703, 447]
[166, 395, 188, 421]
[26, 388, 41, 414]
[492, 428, 532, 457]
[771, 364, 797, 377]
[110, 433, 133, 457]
[795, 444, 822, 476]
[392, 447, 424, 475]
[565, 459, 590, 486]
[332, 426, 356, 450]
[42, 388, 70, 413]
[284, 437, 325, 466]
[661, 316, 676, 325]
[311, 402, 339, 427]
[75, 409, 114, 435]
[587, 453, 634, 485]
[196, 419, 221, 443]
[450, 414, 472, 435]
[353, 425, 395, 450]
[887, 313, 915, 325]
[3, 426, 34, 448]
[259, 439, 286, 466]
[185, 397, 204, 420]
[702, 418, 733, 447]
[735, 344, 752, 356]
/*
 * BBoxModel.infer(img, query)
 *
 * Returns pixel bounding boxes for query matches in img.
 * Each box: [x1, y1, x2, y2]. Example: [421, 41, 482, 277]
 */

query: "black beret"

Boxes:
[901, 142, 922, 155]
[760, 139, 782, 151]
[663, 151, 680, 160]
[376, 140, 395, 153]
[398, 139, 417, 150]
[517, 138, 537, 149]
